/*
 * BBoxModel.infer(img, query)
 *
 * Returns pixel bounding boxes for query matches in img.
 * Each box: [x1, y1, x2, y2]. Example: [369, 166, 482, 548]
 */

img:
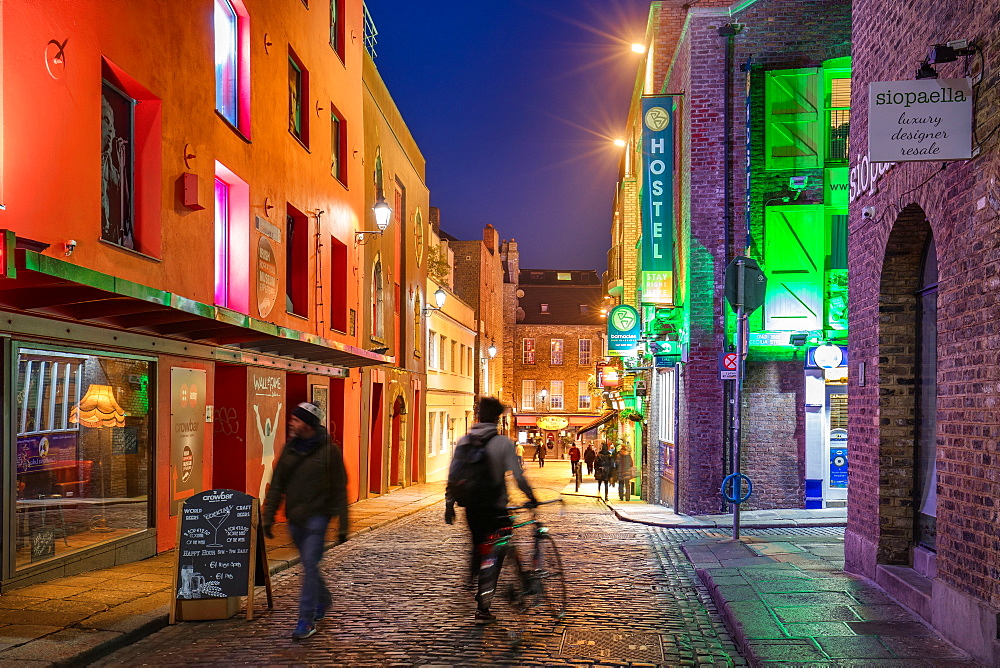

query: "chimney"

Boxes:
[483, 224, 498, 254]
[429, 206, 441, 234]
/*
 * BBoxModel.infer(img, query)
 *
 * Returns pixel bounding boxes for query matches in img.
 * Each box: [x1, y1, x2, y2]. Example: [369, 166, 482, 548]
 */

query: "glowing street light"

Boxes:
[613, 138, 627, 148]
[631, 43, 646, 54]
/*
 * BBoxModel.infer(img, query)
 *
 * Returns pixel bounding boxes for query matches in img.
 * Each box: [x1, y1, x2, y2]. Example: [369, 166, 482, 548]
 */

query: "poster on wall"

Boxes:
[256, 236, 279, 318]
[311, 384, 329, 431]
[829, 428, 848, 489]
[171, 368, 207, 515]
[101, 80, 135, 250]
[16, 432, 78, 474]
[248, 369, 284, 502]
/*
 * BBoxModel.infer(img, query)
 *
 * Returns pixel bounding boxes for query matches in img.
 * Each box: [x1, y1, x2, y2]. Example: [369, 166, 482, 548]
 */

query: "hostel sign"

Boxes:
[868, 78, 972, 162]
[641, 97, 674, 305]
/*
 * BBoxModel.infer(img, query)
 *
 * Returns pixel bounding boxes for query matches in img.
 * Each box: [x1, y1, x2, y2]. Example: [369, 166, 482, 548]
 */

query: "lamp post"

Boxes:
[481, 339, 497, 396]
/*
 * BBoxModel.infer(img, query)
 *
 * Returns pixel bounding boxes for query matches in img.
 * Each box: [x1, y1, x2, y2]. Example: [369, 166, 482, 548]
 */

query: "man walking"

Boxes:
[568, 441, 581, 475]
[445, 397, 537, 623]
[584, 443, 597, 475]
[263, 402, 348, 640]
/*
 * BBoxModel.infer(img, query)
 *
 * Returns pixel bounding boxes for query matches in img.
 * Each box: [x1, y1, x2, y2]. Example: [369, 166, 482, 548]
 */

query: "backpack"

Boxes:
[447, 434, 503, 508]
[595, 453, 616, 482]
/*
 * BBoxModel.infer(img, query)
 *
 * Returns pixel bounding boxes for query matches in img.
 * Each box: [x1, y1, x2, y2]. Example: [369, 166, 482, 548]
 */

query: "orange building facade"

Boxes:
[0, 1, 416, 589]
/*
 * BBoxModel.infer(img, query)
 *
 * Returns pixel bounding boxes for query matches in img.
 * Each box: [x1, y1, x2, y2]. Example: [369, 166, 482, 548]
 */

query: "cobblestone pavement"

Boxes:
[94, 467, 745, 667]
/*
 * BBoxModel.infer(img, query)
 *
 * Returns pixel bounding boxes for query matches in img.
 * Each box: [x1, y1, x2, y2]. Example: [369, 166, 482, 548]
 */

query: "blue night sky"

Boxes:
[369, 0, 652, 273]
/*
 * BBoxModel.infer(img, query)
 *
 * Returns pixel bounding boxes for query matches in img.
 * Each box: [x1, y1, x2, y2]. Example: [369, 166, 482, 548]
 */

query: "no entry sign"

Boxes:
[719, 352, 738, 380]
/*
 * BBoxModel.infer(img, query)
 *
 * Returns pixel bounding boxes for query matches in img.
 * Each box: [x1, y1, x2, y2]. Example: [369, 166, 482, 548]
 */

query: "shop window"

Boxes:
[101, 59, 162, 256]
[331, 107, 347, 185]
[824, 57, 851, 164]
[214, 163, 250, 313]
[288, 50, 309, 146]
[522, 338, 535, 364]
[549, 381, 564, 410]
[578, 381, 591, 411]
[550, 338, 564, 365]
[15, 348, 151, 570]
[658, 367, 675, 443]
[330, 0, 345, 60]
[286, 205, 309, 317]
[214, 0, 250, 135]
[329, 234, 348, 331]
[579, 338, 592, 366]
[521, 380, 536, 411]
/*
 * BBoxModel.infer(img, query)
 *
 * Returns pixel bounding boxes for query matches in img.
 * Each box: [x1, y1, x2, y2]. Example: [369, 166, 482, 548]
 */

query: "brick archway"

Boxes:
[877, 204, 934, 565]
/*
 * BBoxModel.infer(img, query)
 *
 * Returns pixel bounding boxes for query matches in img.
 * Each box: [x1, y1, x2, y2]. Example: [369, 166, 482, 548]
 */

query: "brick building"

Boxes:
[505, 260, 606, 460]
[608, 0, 850, 513]
[846, 0, 1000, 661]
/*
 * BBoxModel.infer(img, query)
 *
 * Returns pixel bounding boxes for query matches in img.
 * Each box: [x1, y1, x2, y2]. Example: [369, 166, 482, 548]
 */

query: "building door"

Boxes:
[389, 396, 404, 487]
[368, 383, 384, 495]
[915, 237, 938, 550]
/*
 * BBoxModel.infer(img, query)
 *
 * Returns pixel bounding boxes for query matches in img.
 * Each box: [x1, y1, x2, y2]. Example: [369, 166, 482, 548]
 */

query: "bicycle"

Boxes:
[480, 499, 566, 644]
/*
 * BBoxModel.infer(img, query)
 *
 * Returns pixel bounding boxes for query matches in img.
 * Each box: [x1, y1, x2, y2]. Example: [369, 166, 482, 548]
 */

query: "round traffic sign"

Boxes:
[723, 353, 738, 370]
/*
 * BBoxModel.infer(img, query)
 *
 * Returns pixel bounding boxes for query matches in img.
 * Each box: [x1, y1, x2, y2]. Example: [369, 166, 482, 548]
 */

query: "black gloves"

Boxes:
[445, 503, 456, 525]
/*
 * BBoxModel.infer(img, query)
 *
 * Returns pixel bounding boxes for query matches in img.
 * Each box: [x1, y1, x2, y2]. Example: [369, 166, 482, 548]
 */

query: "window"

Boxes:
[578, 381, 591, 411]
[288, 50, 309, 145]
[213, 0, 249, 136]
[450, 341, 457, 373]
[329, 235, 348, 331]
[521, 380, 536, 411]
[330, 108, 347, 184]
[213, 164, 249, 312]
[549, 381, 564, 410]
[658, 367, 676, 443]
[372, 257, 385, 339]
[540, 304, 550, 314]
[439, 335, 447, 370]
[427, 412, 437, 456]
[557, 272, 572, 280]
[550, 339, 564, 365]
[285, 205, 309, 317]
[413, 296, 421, 356]
[329, 0, 345, 59]
[101, 60, 162, 257]
[16, 348, 152, 570]
[427, 330, 437, 368]
[214, 0, 238, 124]
[579, 339, 592, 366]
[826, 70, 851, 163]
[522, 338, 535, 364]
[579, 304, 589, 315]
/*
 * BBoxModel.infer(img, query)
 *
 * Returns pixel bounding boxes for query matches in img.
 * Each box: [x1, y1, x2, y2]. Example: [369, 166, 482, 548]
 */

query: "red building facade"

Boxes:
[0, 1, 403, 589]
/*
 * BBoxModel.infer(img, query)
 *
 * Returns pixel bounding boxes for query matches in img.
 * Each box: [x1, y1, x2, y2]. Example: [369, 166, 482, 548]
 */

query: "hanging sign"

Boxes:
[607, 305, 641, 355]
[868, 78, 973, 162]
[640, 97, 675, 305]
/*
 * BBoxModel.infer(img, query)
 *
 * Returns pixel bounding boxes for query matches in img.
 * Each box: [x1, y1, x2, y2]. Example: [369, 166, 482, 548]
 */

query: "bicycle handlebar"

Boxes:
[507, 498, 564, 512]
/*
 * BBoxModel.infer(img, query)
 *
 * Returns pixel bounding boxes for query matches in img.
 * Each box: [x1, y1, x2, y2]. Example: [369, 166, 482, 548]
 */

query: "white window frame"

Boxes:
[521, 380, 536, 411]
[549, 381, 564, 410]
[578, 381, 591, 411]
[550, 338, 564, 365]
[427, 329, 437, 369]
[658, 368, 675, 443]
[579, 338, 592, 366]
[522, 338, 535, 364]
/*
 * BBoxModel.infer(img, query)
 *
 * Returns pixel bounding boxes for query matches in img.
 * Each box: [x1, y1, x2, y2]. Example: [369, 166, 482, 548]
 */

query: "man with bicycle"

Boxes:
[445, 397, 538, 623]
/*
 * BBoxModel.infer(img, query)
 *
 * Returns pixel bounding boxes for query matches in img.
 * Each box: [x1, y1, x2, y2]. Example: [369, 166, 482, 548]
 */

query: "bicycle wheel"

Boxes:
[492, 544, 530, 645]
[531, 533, 567, 619]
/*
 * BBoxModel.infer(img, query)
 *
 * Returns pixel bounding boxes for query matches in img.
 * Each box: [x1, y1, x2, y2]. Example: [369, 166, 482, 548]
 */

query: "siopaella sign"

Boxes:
[868, 78, 972, 162]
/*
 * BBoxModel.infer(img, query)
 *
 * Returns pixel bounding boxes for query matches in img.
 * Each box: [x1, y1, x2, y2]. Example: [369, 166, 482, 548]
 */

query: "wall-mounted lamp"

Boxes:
[64, 239, 77, 256]
[356, 195, 393, 244]
[537, 388, 548, 411]
[422, 287, 447, 316]
[488, 341, 497, 359]
[915, 61, 939, 80]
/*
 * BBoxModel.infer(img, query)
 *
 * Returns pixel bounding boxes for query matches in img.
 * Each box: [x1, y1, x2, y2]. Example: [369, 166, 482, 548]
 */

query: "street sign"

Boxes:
[650, 340, 682, 356]
[724, 256, 766, 314]
[718, 352, 738, 380]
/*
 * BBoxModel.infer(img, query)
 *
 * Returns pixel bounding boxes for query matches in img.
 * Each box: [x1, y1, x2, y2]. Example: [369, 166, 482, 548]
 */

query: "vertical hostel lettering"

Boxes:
[641, 97, 675, 305]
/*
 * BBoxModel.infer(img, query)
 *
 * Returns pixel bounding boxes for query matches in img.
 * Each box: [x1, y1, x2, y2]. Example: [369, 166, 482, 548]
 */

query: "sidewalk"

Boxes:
[0, 480, 448, 667]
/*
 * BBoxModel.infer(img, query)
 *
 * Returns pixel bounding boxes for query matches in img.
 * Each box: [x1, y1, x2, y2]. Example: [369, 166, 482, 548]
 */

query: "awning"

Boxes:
[576, 411, 618, 435]
[0, 248, 392, 369]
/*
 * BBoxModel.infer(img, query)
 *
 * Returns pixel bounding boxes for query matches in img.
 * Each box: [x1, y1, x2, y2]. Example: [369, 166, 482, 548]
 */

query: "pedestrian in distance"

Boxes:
[537, 440, 547, 467]
[594, 443, 617, 502]
[444, 397, 538, 624]
[568, 440, 581, 475]
[616, 446, 635, 501]
[515, 441, 525, 468]
[262, 402, 349, 641]
[583, 443, 596, 476]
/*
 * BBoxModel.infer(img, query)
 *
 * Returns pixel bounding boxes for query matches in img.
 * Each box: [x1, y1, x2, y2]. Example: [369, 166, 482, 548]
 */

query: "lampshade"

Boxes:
[70, 384, 127, 428]
[372, 197, 392, 232]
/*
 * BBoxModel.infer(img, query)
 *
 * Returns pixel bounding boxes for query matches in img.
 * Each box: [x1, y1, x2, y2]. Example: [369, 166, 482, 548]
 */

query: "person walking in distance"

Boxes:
[568, 440, 582, 478]
[262, 402, 349, 641]
[537, 439, 547, 467]
[616, 446, 635, 501]
[583, 443, 597, 476]
[515, 441, 525, 468]
[445, 397, 538, 623]
[594, 443, 617, 502]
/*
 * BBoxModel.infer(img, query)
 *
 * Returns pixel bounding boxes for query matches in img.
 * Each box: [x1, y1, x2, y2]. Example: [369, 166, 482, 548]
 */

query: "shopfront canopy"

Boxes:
[576, 411, 618, 435]
[0, 247, 391, 369]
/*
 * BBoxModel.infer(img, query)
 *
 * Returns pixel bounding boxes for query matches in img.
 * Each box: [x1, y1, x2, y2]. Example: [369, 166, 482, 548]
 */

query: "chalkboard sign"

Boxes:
[170, 489, 272, 622]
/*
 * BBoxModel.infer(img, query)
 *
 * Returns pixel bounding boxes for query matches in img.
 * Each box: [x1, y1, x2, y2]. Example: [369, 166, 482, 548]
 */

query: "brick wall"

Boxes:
[849, 0, 1000, 615]
[511, 324, 605, 412]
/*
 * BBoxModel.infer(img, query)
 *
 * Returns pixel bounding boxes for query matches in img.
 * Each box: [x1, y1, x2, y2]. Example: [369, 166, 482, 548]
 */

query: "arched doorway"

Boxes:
[877, 204, 936, 566]
[389, 395, 406, 487]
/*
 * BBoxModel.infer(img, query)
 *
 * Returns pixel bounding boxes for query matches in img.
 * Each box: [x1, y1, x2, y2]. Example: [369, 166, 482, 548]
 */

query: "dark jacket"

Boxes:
[263, 426, 348, 530]
[446, 422, 535, 510]
[584, 446, 597, 465]
[595, 448, 617, 482]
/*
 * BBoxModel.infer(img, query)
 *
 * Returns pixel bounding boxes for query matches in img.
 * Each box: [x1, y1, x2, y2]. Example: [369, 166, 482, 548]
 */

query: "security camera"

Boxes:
[64, 240, 77, 256]
[861, 207, 875, 220]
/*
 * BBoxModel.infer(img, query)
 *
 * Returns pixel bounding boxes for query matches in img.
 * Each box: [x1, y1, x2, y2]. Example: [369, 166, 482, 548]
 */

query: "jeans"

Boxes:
[288, 515, 332, 623]
[597, 478, 610, 500]
[464, 506, 511, 611]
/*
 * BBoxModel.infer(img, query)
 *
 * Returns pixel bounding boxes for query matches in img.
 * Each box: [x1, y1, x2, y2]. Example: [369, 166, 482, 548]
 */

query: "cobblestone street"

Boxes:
[94, 466, 744, 667]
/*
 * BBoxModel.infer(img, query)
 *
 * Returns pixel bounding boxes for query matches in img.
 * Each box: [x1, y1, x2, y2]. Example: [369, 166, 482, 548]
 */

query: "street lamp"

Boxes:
[487, 341, 497, 359]
[422, 286, 447, 316]
[356, 195, 393, 244]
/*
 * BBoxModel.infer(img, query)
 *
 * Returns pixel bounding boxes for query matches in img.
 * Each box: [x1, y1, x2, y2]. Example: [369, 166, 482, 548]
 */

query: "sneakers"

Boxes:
[474, 608, 496, 624]
[315, 604, 327, 620]
[292, 620, 316, 640]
